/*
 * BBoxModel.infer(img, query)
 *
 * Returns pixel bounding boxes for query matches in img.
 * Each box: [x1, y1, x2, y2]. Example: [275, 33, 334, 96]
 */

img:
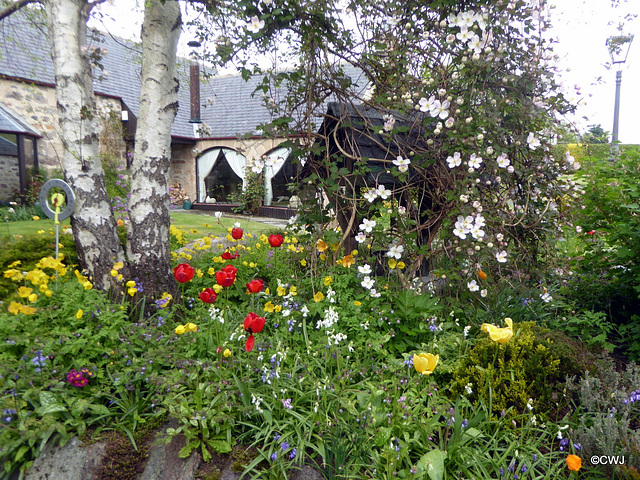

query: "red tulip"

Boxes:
[223, 264, 238, 276]
[244, 312, 265, 334]
[173, 263, 195, 283]
[587, 230, 595, 235]
[221, 251, 239, 260]
[246, 279, 264, 294]
[215, 270, 236, 287]
[199, 288, 217, 304]
[268, 234, 284, 247]
[231, 227, 243, 240]
[245, 334, 256, 352]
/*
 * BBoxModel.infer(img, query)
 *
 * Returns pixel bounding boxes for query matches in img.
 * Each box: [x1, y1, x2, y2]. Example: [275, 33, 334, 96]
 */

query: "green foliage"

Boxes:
[451, 322, 564, 417]
[567, 359, 640, 478]
[0, 233, 77, 300]
[583, 124, 609, 144]
[546, 310, 616, 353]
[232, 169, 265, 215]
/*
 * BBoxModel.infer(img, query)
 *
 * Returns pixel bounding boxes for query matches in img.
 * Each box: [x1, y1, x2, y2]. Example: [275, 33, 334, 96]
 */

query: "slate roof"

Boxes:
[0, 104, 41, 136]
[0, 9, 369, 141]
[0, 135, 17, 156]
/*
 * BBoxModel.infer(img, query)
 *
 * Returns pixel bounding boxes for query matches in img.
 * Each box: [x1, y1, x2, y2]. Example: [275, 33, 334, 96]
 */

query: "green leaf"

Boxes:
[207, 439, 232, 454]
[416, 449, 447, 480]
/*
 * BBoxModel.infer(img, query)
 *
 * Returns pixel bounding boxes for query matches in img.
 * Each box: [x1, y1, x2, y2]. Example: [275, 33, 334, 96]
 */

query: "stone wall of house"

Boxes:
[172, 137, 291, 201]
[1, 78, 126, 173]
[0, 154, 20, 201]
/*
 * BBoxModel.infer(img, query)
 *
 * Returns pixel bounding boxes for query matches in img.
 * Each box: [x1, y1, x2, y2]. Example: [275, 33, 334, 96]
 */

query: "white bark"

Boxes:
[127, 0, 181, 296]
[46, 0, 125, 291]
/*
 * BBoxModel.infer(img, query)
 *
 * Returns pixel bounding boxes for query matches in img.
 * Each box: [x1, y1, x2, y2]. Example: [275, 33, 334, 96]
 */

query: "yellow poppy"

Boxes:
[413, 353, 439, 375]
[223, 348, 232, 358]
[481, 317, 513, 343]
[76, 309, 83, 319]
[300, 259, 307, 266]
[185, 322, 198, 333]
[324, 276, 332, 286]
[340, 255, 355, 268]
[18, 286, 33, 298]
[388, 259, 397, 269]
[8, 301, 22, 315]
[314, 291, 325, 302]
[174, 325, 186, 335]
[316, 239, 328, 252]
[397, 261, 406, 269]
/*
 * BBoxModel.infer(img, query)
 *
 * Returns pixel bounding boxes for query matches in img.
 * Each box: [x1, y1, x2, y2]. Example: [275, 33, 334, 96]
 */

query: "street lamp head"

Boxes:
[606, 34, 634, 66]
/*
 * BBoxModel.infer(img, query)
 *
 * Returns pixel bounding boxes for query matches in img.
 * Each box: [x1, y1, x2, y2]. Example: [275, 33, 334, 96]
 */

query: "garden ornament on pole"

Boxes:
[39, 179, 75, 259]
[606, 33, 634, 144]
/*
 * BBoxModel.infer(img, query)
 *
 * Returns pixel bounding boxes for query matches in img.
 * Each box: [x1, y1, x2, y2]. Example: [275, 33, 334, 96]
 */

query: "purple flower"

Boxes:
[289, 448, 297, 460]
[281, 441, 290, 450]
[270, 452, 277, 461]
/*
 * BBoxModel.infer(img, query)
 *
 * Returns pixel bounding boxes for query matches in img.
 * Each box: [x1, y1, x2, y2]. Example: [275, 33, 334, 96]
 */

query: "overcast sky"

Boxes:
[89, 0, 640, 144]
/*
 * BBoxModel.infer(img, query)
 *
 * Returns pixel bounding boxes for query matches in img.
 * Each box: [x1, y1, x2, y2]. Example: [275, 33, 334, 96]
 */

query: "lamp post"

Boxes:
[606, 33, 634, 144]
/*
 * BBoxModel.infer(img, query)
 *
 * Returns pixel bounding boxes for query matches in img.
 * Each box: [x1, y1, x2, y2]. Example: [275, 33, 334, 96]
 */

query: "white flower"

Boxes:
[370, 289, 381, 298]
[463, 325, 471, 338]
[397, 206, 406, 215]
[496, 233, 504, 241]
[527, 132, 541, 150]
[363, 188, 378, 203]
[355, 232, 367, 243]
[456, 26, 473, 42]
[387, 244, 404, 259]
[496, 251, 508, 263]
[358, 264, 372, 275]
[467, 279, 480, 292]
[359, 218, 377, 233]
[480, 289, 488, 298]
[361, 276, 375, 289]
[445, 117, 455, 128]
[575, 225, 582, 233]
[383, 115, 396, 132]
[251, 158, 264, 173]
[446, 152, 462, 168]
[418, 96, 436, 113]
[247, 15, 265, 33]
[392, 156, 411, 173]
[376, 184, 391, 200]
[460, 194, 469, 203]
[465, 383, 473, 395]
[496, 153, 510, 168]
[540, 292, 553, 303]
[214, 211, 223, 219]
[301, 305, 309, 317]
[431, 99, 450, 119]
[468, 153, 483, 169]
[470, 224, 485, 240]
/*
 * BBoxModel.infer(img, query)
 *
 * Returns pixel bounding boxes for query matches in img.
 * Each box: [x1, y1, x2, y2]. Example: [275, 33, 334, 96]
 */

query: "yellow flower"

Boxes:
[157, 293, 172, 308]
[388, 259, 397, 269]
[8, 261, 21, 268]
[18, 286, 33, 298]
[340, 255, 355, 268]
[37, 230, 44, 235]
[76, 309, 83, 319]
[3, 269, 24, 281]
[213, 284, 223, 293]
[128, 287, 137, 296]
[413, 353, 439, 375]
[314, 291, 325, 302]
[265, 287, 270, 295]
[289, 286, 297, 296]
[208, 267, 216, 275]
[300, 259, 307, 266]
[249, 262, 257, 268]
[324, 276, 332, 286]
[20, 305, 37, 315]
[174, 325, 186, 335]
[243, 261, 248, 266]
[32, 215, 40, 220]
[223, 348, 232, 358]
[275, 305, 282, 313]
[28, 293, 38, 303]
[277, 286, 287, 296]
[319, 254, 326, 261]
[351, 249, 358, 256]
[126, 280, 136, 288]
[185, 322, 198, 333]
[260, 234, 268, 243]
[353, 301, 362, 306]
[566, 454, 582, 472]
[45, 290, 53, 297]
[397, 261, 406, 269]
[8, 301, 22, 315]
[481, 317, 514, 344]
[83, 281, 92, 290]
[110, 269, 118, 277]
[316, 239, 328, 252]
[196, 269, 203, 278]
[264, 301, 275, 313]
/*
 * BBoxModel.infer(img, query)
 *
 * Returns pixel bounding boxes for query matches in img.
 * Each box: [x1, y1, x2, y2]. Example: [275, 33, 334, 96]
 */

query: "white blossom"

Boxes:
[496, 251, 508, 263]
[447, 152, 462, 168]
[359, 218, 377, 233]
[247, 15, 265, 33]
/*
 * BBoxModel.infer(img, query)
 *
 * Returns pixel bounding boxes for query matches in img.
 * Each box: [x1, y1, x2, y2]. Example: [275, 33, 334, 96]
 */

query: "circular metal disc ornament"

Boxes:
[39, 179, 76, 221]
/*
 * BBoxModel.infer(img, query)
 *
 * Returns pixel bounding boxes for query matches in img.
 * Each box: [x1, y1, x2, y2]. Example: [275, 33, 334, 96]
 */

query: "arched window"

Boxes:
[263, 147, 303, 206]
[197, 148, 246, 202]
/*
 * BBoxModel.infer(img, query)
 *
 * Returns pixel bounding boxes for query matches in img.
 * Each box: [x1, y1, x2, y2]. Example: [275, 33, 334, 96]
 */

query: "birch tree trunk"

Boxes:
[126, 0, 181, 298]
[45, 0, 126, 291]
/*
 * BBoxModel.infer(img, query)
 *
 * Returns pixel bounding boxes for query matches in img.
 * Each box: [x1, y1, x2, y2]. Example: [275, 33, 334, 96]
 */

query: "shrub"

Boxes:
[451, 321, 566, 418]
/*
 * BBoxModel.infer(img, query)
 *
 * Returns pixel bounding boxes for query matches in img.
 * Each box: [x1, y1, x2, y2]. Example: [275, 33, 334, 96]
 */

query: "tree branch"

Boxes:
[0, 0, 40, 22]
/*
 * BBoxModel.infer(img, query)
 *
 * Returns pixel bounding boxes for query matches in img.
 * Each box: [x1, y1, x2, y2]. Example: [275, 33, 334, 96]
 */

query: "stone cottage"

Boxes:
[0, 8, 366, 212]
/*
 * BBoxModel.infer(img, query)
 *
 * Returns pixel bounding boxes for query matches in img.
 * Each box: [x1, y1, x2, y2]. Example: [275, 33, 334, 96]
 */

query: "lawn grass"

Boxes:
[0, 210, 280, 243]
